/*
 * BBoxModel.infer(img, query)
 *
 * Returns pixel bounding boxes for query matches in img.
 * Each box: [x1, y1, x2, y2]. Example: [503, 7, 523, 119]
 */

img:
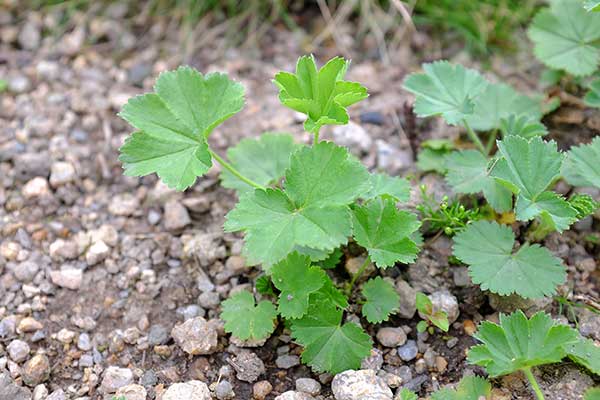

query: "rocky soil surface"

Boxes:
[1, 5, 599, 400]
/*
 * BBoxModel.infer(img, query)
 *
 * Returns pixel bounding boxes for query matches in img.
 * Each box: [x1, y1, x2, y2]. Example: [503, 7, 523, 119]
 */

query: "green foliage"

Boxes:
[416, 139, 455, 173]
[221, 133, 300, 192]
[453, 221, 566, 298]
[352, 198, 420, 268]
[585, 0, 600, 11]
[445, 150, 512, 212]
[500, 115, 548, 139]
[397, 388, 418, 400]
[465, 82, 543, 132]
[564, 336, 600, 375]
[468, 310, 578, 376]
[585, 388, 600, 400]
[290, 298, 372, 374]
[271, 253, 326, 319]
[119, 67, 244, 190]
[363, 173, 411, 202]
[273, 55, 368, 134]
[569, 193, 600, 219]
[225, 141, 369, 266]
[403, 61, 487, 125]
[417, 188, 483, 236]
[528, 0, 600, 76]
[255, 275, 275, 296]
[0, 79, 7, 93]
[431, 376, 492, 400]
[361, 277, 399, 323]
[413, 0, 537, 55]
[563, 137, 600, 188]
[221, 291, 278, 341]
[492, 136, 577, 232]
[585, 79, 600, 107]
[416, 292, 449, 332]
[317, 248, 343, 270]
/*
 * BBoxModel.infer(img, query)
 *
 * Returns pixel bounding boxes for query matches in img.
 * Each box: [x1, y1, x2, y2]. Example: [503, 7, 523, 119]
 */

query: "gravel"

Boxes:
[171, 317, 218, 355]
[331, 369, 393, 400]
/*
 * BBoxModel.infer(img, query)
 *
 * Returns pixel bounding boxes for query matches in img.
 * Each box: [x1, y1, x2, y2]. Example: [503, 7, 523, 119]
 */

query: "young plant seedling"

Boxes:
[416, 188, 483, 236]
[118, 56, 421, 374]
[468, 310, 600, 400]
[415, 292, 449, 334]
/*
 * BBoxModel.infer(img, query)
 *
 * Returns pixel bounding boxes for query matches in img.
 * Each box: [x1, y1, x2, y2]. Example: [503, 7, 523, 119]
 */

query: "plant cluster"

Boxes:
[119, 55, 420, 374]
[116, 1, 600, 394]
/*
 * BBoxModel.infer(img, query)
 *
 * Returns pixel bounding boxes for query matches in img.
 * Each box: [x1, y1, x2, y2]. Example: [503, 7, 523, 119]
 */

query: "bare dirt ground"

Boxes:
[0, 4, 599, 400]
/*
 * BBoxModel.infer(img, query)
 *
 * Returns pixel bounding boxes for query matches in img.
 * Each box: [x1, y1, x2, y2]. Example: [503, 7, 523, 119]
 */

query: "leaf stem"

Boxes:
[462, 119, 486, 154]
[313, 128, 320, 145]
[348, 257, 371, 294]
[523, 367, 545, 400]
[485, 128, 498, 155]
[209, 149, 265, 190]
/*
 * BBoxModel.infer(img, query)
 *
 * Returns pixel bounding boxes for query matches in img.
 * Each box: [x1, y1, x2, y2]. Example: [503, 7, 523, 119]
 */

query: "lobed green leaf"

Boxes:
[453, 220, 566, 298]
[221, 291, 277, 341]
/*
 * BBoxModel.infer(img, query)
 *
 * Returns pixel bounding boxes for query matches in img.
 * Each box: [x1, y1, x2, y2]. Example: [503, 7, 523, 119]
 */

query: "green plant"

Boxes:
[528, 0, 600, 77]
[118, 56, 420, 374]
[562, 137, 600, 189]
[415, 292, 449, 333]
[416, 188, 483, 236]
[453, 220, 565, 299]
[401, 375, 492, 400]
[468, 310, 600, 400]
[413, 0, 538, 56]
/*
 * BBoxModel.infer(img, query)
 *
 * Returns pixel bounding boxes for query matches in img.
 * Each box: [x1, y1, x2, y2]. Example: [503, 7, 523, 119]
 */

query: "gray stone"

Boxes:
[421, 291, 459, 324]
[296, 378, 321, 395]
[215, 380, 235, 400]
[49, 162, 76, 187]
[22, 177, 50, 199]
[198, 291, 220, 309]
[395, 280, 417, 318]
[47, 389, 66, 400]
[163, 381, 211, 400]
[231, 351, 265, 383]
[452, 267, 471, 287]
[127, 62, 152, 86]
[49, 239, 79, 261]
[361, 348, 383, 371]
[77, 333, 92, 351]
[22, 354, 51, 386]
[332, 122, 373, 152]
[7, 339, 30, 362]
[276, 354, 300, 369]
[164, 199, 191, 231]
[13, 260, 40, 282]
[171, 317, 218, 355]
[85, 240, 110, 266]
[275, 391, 315, 400]
[0, 316, 17, 337]
[33, 384, 48, 400]
[578, 308, 600, 340]
[115, 384, 147, 400]
[109, 194, 139, 216]
[18, 20, 41, 50]
[376, 327, 407, 348]
[397, 340, 418, 362]
[8, 74, 31, 93]
[100, 366, 134, 393]
[0, 373, 32, 400]
[50, 268, 83, 290]
[488, 293, 552, 317]
[331, 369, 393, 400]
[148, 324, 169, 345]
